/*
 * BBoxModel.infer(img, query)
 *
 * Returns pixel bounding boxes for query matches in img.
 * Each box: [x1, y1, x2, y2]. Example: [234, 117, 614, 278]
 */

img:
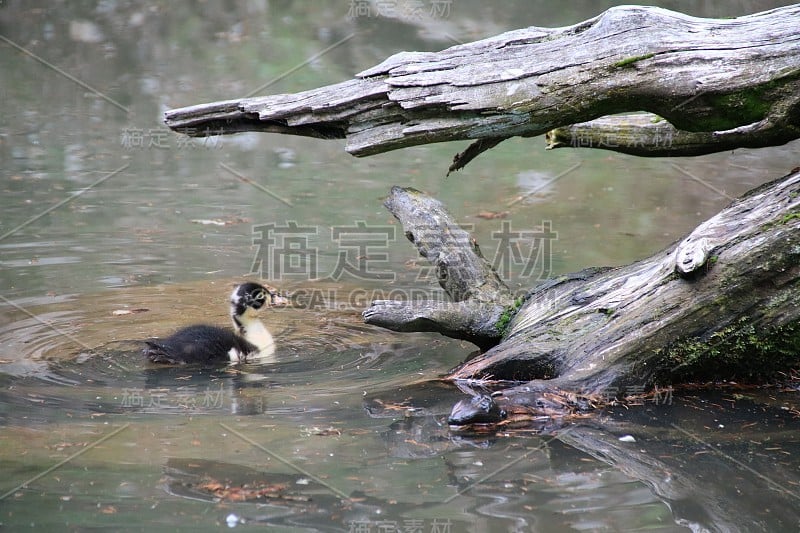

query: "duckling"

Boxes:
[143, 282, 287, 365]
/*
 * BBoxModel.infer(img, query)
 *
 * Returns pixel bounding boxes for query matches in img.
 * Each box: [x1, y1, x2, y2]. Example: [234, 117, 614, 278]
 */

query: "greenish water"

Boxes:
[1, 1, 799, 531]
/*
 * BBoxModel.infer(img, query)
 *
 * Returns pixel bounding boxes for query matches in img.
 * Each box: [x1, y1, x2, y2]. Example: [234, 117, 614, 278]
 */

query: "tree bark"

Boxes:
[165, 5, 800, 173]
[364, 169, 799, 425]
[453, 168, 800, 385]
[543, 112, 800, 157]
[362, 186, 514, 350]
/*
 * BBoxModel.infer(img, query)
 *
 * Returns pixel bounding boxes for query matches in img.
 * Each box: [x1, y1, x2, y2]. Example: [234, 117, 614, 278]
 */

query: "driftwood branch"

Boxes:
[381, 186, 512, 305]
[363, 186, 513, 349]
[445, 168, 800, 424]
[165, 5, 800, 172]
[359, 170, 799, 426]
[545, 110, 800, 157]
[449, 168, 800, 383]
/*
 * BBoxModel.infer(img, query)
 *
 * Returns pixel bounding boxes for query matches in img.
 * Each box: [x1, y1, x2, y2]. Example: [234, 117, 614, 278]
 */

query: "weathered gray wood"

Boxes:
[365, 171, 800, 394]
[165, 5, 800, 172]
[545, 112, 800, 157]
[363, 300, 507, 350]
[362, 186, 514, 348]
[382, 186, 513, 305]
[444, 168, 800, 423]
[357, 169, 799, 427]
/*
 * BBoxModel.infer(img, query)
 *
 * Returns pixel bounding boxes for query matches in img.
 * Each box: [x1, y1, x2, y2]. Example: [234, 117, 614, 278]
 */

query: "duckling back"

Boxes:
[143, 325, 258, 364]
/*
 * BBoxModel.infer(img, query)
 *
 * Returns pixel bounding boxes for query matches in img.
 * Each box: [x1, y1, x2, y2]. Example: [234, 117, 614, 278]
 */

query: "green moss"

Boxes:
[495, 296, 525, 337]
[781, 212, 800, 224]
[612, 53, 655, 68]
[671, 69, 800, 131]
[656, 318, 800, 382]
[698, 78, 792, 130]
[710, 89, 771, 124]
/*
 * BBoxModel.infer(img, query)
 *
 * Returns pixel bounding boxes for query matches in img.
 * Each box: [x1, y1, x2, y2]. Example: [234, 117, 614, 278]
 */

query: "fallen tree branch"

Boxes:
[363, 300, 507, 351]
[452, 169, 800, 382]
[545, 105, 800, 157]
[363, 186, 513, 349]
[358, 170, 799, 425]
[444, 168, 800, 424]
[165, 5, 800, 172]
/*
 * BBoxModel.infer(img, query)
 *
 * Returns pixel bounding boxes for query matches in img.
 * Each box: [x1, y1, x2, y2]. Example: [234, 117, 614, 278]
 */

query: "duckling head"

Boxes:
[230, 282, 287, 322]
[229, 282, 288, 357]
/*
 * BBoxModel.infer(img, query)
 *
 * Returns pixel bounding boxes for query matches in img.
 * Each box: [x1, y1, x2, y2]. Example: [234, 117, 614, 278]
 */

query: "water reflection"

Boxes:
[2, 0, 799, 530]
[2, 270, 799, 530]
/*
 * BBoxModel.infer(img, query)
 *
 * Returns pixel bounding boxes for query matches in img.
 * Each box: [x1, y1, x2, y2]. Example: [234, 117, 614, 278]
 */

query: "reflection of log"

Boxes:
[555, 395, 800, 532]
[362, 380, 800, 531]
[364, 169, 799, 424]
[165, 5, 800, 172]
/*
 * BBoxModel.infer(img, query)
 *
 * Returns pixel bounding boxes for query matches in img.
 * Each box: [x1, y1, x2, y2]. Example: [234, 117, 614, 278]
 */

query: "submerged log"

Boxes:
[165, 5, 800, 173]
[364, 169, 800, 425]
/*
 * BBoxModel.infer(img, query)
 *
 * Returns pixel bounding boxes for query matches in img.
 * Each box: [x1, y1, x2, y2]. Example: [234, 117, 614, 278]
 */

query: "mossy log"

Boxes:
[165, 5, 800, 173]
[364, 169, 800, 426]
[453, 168, 800, 385]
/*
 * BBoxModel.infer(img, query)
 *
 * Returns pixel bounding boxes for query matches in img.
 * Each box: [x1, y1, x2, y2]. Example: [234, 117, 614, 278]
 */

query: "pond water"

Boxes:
[1, 1, 799, 531]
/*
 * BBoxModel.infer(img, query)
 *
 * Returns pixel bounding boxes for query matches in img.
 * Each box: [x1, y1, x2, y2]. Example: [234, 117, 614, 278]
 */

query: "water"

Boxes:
[2, 1, 799, 531]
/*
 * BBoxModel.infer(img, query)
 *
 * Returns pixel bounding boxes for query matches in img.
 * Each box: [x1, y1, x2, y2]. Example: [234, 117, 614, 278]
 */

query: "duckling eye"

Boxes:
[241, 289, 267, 309]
